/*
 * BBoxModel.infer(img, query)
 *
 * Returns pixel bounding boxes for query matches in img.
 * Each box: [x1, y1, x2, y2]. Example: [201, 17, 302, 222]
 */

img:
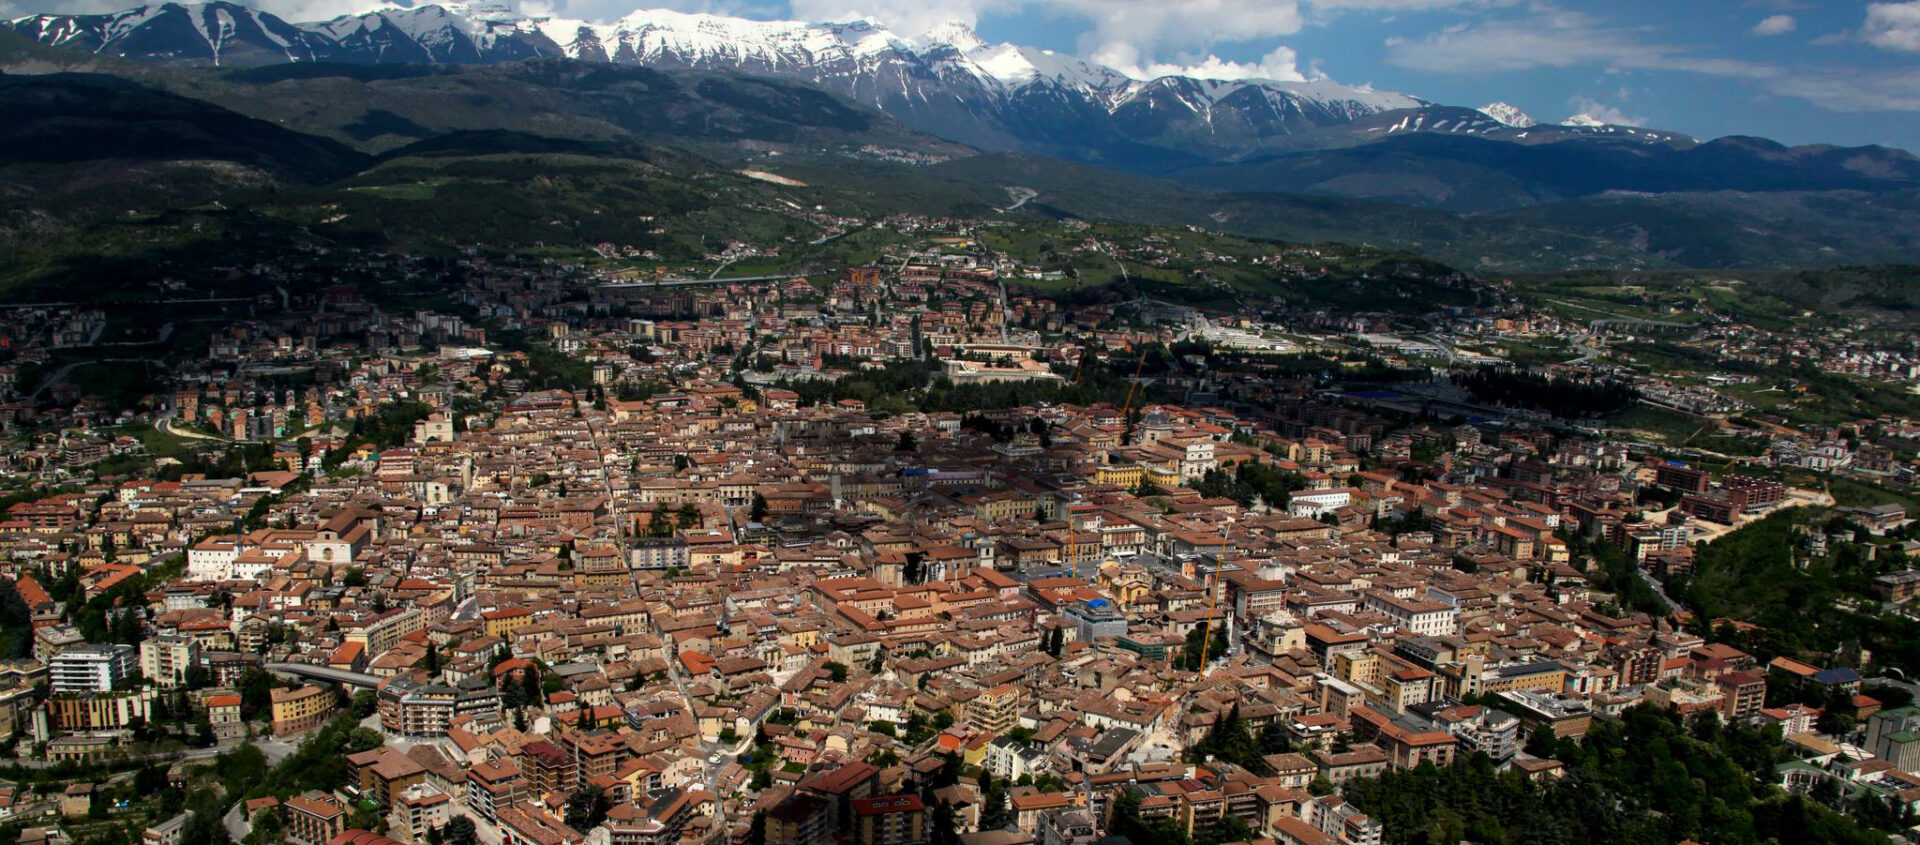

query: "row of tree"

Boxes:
[1343, 704, 1891, 845]
[1452, 368, 1635, 418]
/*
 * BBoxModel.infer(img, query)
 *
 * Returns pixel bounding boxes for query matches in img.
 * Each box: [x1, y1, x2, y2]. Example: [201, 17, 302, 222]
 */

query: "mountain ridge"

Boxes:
[9, 1, 1692, 165]
[5, 4, 1918, 268]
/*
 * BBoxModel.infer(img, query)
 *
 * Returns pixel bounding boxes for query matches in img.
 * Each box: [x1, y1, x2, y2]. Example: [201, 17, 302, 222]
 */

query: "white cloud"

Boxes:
[548, 0, 785, 23]
[1766, 65, 1920, 112]
[792, 0, 1315, 78]
[1101, 45, 1307, 82]
[1386, 7, 1920, 115]
[787, 0, 1020, 36]
[1057, 0, 1310, 74]
[1384, 8, 1772, 77]
[1864, 1, 1920, 52]
[1567, 95, 1643, 126]
[269, 0, 422, 20]
[1751, 14, 1795, 37]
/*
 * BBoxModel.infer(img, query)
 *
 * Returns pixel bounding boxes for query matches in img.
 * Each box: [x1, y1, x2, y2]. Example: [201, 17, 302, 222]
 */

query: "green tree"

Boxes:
[1109, 789, 1192, 845]
[564, 786, 611, 831]
[648, 504, 673, 537]
[930, 802, 962, 845]
[980, 772, 1013, 830]
[345, 728, 385, 754]
[1525, 724, 1558, 759]
[237, 667, 276, 721]
[1257, 721, 1291, 756]
[1179, 623, 1228, 671]
[751, 493, 769, 522]
[182, 807, 233, 845]
[346, 806, 384, 835]
[1194, 703, 1269, 774]
[0, 576, 30, 659]
[1198, 815, 1255, 845]
[522, 669, 547, 706]
[243, 807, 284, 845]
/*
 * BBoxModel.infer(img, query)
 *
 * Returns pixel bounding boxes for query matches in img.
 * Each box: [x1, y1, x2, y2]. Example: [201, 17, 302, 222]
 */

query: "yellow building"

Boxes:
[483, 607, 535, 639]
[1333, 650, 1384, 690]
[270, 685, 337, 737]
[1095, 464, 1145, 488]
[1478, 662, 1567, 695]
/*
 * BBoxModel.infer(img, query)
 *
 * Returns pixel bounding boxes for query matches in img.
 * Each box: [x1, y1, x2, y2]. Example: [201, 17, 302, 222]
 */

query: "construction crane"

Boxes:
[1196, 520, 1232, 670]
[1066, 506, 1078, 579]
[1118, 345, 1150, 445]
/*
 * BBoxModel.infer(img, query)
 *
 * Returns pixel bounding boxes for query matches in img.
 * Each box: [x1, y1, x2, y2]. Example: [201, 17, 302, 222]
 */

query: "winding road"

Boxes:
[156, 408, 229, 442]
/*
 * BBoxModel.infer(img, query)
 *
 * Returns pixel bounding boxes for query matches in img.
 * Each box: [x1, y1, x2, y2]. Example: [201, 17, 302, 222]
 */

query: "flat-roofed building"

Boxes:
[51, 644, 136, 693]
[284, 793, 348, 845]
[852, 795, 927, 845]
[466, 760, 529, 824]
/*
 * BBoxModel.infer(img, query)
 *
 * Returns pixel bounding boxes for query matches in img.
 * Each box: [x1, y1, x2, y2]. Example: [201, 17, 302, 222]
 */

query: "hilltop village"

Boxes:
[0, 225, 1916, 845]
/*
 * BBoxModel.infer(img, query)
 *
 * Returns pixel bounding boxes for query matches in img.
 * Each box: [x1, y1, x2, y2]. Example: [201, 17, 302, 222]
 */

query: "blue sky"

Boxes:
[11, 0, 1920, 148]
[769, 0, 1920, 149]
[943, 0, 1920, 149]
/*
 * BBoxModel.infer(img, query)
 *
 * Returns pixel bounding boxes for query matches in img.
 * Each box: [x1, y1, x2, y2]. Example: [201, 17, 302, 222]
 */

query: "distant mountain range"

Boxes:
[14, 1, 1917, 214]
[8, 3, 1715, 162]
[4, 1, 1920, 272]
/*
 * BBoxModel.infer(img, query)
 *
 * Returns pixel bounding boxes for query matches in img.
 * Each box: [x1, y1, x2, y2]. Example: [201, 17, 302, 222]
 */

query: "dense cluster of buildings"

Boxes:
[0, 234, 1914, 845]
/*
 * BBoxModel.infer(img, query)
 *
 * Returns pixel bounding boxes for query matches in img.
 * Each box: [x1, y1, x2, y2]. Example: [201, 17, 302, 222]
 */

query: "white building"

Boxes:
[185, 536, 240, 581]
[1287, 489, 1354, 518]
[1362, 591, 1459, 638]
[51, 643, 138, 693]
[1307, 794, 1385, 845]
[985, 736, 1047, 782]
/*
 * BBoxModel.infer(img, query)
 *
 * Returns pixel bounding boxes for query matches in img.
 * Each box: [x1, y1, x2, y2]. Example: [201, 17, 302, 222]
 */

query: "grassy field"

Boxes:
[1827, 477, 1920, 515]
[1611, 404, 1715, 442]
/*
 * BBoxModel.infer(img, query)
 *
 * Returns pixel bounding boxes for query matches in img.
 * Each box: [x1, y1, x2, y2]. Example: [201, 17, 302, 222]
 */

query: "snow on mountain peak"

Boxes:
[960, 42, 1127, 92]
[1270, 80, 1424, 112]
[913, 20, 985, 52]
[5, 1, 1425, 127]
[1478, 102, 1536, 128]
[1562, 113, 1608, 128]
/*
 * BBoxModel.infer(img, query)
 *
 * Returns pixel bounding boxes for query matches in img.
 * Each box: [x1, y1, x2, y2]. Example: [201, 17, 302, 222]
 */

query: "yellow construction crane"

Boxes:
[1120, 345, 1148, 419]
[1195, 521, 1230, 670]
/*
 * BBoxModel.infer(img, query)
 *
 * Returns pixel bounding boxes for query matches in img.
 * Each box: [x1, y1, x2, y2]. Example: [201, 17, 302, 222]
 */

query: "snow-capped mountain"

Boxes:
[6, 2, 1442, 159]
[1478, 102, 1536, 129]
[11, 1, 1727, 170]
[11, 1, 338, 64]
[305, 3, 558, 64]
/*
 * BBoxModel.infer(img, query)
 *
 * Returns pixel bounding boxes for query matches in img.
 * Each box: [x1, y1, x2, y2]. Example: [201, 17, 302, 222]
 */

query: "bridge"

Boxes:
[600, 274, 793, 290]
[264, 662, 383, 689]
